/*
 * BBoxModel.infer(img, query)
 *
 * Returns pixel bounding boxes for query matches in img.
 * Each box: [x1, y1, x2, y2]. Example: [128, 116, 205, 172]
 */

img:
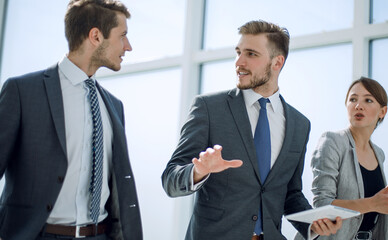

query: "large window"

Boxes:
[99, 69, 182, 240]
[120, 0, 185, 64]
[203, 0, 353, 50]
[370, 37, 388, 176]
[0, 0, 68, 81]
[0, 0, 387, 239]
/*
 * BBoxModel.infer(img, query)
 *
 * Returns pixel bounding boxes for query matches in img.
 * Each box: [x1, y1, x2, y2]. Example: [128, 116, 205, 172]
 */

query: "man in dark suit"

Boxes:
[162, 20, 342, 240]
[0, 1, 142, 239]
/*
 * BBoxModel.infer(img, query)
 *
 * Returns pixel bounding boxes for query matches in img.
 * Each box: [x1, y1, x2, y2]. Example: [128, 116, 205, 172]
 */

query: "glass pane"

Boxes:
[371, 0, 388, 24]
[121, 0, 186, 64]
[99, 68, 183, 240]
[370, 38, 388, 177]
[200, 44, 353, 238]
[0, 0, 186, 83]
[203, 0, 353, 50]
[200, 59, 236, 94]
[1, 0, 68, 82]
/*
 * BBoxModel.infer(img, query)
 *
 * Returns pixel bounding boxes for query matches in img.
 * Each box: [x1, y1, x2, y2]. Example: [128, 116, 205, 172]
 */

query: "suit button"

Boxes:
[57, 176, 64, 183]
[252, 215, 258, 221]
[261, 187, 265, 193]
[46, 204, 53, 212]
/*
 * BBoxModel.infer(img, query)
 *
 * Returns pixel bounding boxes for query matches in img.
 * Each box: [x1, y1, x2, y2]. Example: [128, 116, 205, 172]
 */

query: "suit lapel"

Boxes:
[95, 82, 126, 148]
[227, 89, 261, 182]
[345, 129, 365, 198]
[264, 96, 294, 184]
[43, 64, 67, 156]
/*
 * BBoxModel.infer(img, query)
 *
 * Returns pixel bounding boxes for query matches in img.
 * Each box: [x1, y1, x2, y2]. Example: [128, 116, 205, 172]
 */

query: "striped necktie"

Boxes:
[85, 78, 104, 224]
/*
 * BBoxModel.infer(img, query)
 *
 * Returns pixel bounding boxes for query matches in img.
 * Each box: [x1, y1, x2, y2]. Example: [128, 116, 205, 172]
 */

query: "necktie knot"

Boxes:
[259, 98, 269, 110]
[85, 78, 95, 89]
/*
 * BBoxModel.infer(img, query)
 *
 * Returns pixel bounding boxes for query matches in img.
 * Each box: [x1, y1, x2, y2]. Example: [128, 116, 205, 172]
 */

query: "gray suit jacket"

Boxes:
[162, 89, 312, 240]
[295, 129, 388, 240]
[0, 65, 142, 240]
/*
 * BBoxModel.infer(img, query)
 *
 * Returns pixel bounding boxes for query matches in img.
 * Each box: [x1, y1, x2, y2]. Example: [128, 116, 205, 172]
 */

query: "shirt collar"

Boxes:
[58, 55, 96, 86]
[242, 88, 283, 113]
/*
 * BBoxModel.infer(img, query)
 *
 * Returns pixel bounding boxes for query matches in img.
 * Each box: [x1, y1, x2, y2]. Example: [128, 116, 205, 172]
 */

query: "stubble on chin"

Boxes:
[237, 64, 271, 90]
[91, 41, 121, 72]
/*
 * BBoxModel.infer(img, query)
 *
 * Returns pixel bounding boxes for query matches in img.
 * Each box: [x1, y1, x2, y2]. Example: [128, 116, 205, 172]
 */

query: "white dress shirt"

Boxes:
[47, 56, 113, 225]
[242, 89, 285, 168]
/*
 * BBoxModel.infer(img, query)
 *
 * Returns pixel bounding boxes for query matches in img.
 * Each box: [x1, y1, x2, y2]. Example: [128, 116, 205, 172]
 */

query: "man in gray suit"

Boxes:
[0, 1, 142, 239]
[162, 20, 342, 240]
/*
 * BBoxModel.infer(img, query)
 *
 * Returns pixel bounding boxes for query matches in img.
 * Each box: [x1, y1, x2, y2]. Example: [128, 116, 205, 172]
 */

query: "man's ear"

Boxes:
[88, 27, 103, 47]
[272, 55, 285, 71]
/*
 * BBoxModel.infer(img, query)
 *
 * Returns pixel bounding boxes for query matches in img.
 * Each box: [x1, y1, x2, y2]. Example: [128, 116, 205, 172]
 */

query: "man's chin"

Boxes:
[105, 65, 121, 72]
[237, 82, 253, 90]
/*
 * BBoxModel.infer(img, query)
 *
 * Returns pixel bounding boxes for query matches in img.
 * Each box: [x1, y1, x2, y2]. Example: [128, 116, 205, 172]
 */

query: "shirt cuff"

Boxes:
[190, 167, 210, 191]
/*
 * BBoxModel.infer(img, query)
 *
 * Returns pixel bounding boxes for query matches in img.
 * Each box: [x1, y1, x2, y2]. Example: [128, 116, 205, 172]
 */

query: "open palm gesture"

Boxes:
[192, 145, 243, 183]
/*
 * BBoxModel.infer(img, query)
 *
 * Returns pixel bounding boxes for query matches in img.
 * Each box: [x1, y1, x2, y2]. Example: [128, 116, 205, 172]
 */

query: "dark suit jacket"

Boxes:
[162, 88, 312, 240]
[0, 65, 142, 240]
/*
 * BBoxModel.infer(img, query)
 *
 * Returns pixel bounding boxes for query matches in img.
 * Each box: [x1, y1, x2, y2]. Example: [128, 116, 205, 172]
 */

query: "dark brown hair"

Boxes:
[345, 76, 388, 126]
[65, 0, 130, 51]
[238, 20, 290, 61]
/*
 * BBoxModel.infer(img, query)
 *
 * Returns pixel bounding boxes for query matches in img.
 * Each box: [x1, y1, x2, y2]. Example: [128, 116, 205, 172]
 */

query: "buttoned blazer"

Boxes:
[162, 88, 312, 240]
[0, 64, 142, 240]
[295, 129, 388, 240]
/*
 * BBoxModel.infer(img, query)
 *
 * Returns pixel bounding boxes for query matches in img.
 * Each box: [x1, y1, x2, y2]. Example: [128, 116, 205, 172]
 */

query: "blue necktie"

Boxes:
[253, 97, 271, 235]
[85, 79, 104, 224]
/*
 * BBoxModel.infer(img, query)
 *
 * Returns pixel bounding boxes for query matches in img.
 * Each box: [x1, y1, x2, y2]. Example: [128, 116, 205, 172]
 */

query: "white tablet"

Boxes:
[285, 205, 360, 223]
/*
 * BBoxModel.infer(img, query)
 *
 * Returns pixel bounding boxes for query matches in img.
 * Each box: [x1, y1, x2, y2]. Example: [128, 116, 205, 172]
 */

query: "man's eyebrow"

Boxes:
[235, 47, 259, 54]
[245, 48, 260, 54]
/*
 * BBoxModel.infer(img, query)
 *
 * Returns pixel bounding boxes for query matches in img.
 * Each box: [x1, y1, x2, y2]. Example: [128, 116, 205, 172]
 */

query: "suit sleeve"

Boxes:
[161, 96, 210, 197]
[0, 79, 21, 177]
[311, 132, 341, 207]
[284, 120, 312, 238]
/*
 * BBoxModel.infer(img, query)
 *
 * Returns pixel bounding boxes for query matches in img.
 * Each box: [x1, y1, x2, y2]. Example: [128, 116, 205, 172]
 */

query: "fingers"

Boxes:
[314, 219, 329, 235]
[335, 217, 343, 229]
[312, 217, 342, 236]
[225, 159, 243, 168]
[213, 144, 222, 151]
[199, 145, 222, 159]
[194, 145, 243, 174]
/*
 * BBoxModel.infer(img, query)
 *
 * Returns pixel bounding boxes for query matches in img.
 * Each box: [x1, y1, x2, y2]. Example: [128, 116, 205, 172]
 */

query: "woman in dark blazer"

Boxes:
[309, 77, 388, 240]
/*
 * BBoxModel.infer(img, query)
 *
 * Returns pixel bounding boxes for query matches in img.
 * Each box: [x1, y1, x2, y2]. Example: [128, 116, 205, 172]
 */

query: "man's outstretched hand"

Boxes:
[192, 145, 243, 183]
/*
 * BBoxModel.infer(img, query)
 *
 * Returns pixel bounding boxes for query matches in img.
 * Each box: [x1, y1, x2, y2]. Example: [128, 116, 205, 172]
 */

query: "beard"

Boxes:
[91, 40, 121, 72]
[237, 62, 272, 90]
